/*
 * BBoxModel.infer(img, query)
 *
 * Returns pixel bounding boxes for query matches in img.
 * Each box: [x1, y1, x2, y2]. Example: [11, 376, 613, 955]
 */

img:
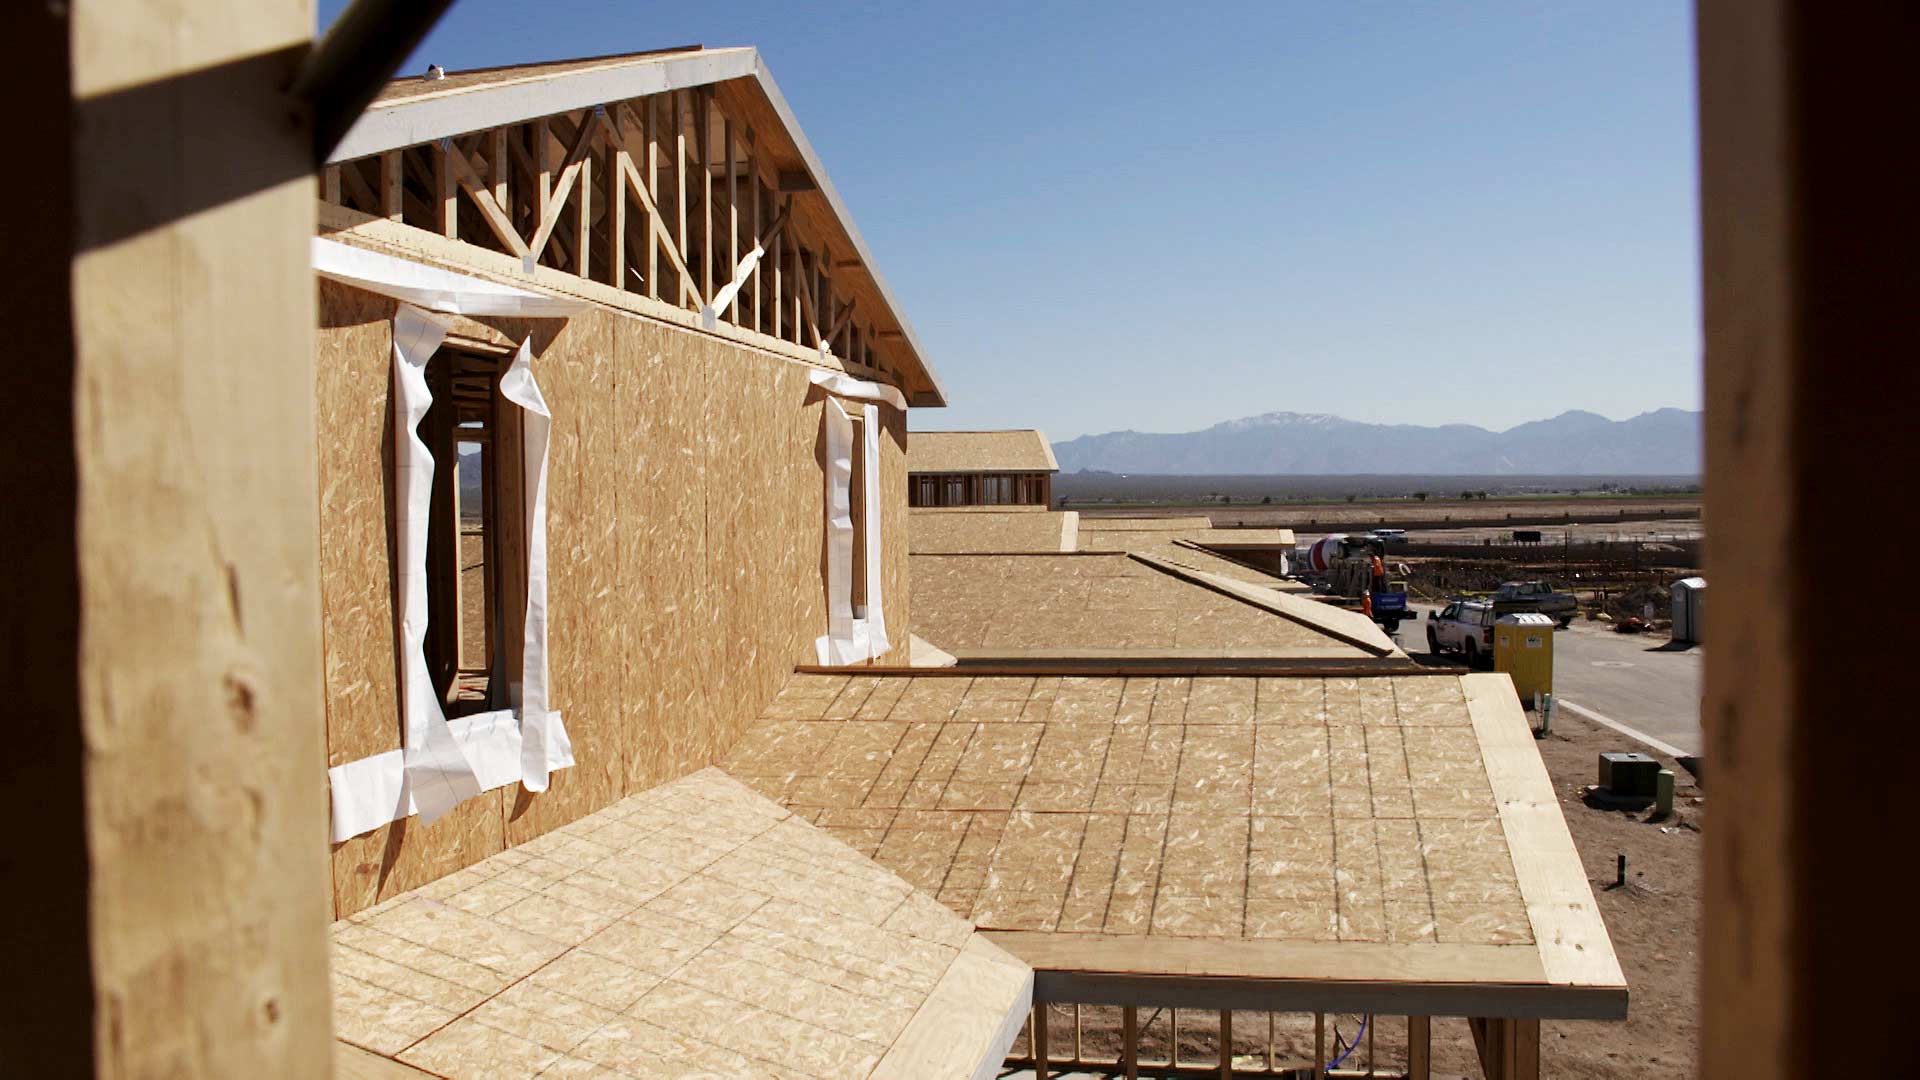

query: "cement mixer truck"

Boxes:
[1292, 534, 1411, 633]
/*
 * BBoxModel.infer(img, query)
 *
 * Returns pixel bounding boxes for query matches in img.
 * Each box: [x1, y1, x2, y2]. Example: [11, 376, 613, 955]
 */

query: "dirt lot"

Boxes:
[1078, 497, 1700, 534]
[1012, 709, 1702, 1078]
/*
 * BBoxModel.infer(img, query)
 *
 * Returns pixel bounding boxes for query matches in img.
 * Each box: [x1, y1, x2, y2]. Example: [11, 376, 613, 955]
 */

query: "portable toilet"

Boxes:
[1494, 613, 1555, 705]
[1672, 577, 1707, 644]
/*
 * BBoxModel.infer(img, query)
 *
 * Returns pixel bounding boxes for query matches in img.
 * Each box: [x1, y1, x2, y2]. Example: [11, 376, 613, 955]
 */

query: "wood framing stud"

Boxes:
[439, 141, 530, 260]
[1408, 1014, 1432, 1080]
[380, 150, 403, 221]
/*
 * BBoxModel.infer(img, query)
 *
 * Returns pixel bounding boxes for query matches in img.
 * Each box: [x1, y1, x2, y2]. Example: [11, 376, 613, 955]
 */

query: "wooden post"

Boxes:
[381, 148, 404, 220]
[1122, 1006, 1138, 1080]
[675, 90, 689, 307]
[489, 127, 509, 211]
[642, 96, 659, 300]
[533, 117, 553, 231]
[771, 221, 783, 339]
[725, 115, 738, 324]
[1218, 1010, 1232, 1078]
[2, 3, 333, 1071]
[1698, 2, 1919, 1076]
[433, 142, 457, 238]
[748, 131, 762, 332]
[699, 88, 713, 307]
[574, 153, 591, 281]
[1031, 1005, 1049, 1080]
[1408, 1015, 1432, 1080]
[607, 119, 628, 290]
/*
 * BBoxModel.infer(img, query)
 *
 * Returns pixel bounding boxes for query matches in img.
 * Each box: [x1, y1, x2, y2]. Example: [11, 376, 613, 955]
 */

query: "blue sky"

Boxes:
[322, 2, 1701, 440]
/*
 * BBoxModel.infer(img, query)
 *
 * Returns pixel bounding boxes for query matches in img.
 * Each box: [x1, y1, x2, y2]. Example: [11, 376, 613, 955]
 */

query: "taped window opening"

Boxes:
[327, 303, 574, 842]
[814, 394, 890, 664]
[849, 411, 869, 619]
[422, 345, 514, 718]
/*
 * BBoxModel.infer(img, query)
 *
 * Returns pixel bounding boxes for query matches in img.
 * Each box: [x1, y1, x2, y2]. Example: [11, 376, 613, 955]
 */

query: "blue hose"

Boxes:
[1324, 1014, 1369, 1074]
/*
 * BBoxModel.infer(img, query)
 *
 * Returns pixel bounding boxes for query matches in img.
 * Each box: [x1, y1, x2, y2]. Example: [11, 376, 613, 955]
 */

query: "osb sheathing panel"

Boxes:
[318, 282, 911, 917]
[910, 509, 1075, 553]
[316, 281, 403, 769]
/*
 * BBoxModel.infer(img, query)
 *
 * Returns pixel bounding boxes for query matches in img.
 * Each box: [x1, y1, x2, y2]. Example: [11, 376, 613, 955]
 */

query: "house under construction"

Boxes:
[302, 45, 1623, 1079]
[16, 3, 1899, 1077]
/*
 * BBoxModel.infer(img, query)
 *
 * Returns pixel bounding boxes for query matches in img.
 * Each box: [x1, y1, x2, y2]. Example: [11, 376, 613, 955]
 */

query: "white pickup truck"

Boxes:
[1427, 599, 1497, 667]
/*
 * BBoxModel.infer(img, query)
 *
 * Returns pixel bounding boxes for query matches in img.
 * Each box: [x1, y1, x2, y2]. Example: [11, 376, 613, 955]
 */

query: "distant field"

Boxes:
[1054, 472, 1700, 506]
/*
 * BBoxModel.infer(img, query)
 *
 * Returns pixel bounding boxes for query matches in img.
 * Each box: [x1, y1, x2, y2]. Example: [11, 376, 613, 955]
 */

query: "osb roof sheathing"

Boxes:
[908, 431, 1058, 474]
[1076, 516, 1217, 532]
[330, 769, 1031, 1077]
[719, 672, 1627, 1019]
[909, 510, 1078, 554]
[909, 554, 1381, 659]
[1077, 529, 1300, 589]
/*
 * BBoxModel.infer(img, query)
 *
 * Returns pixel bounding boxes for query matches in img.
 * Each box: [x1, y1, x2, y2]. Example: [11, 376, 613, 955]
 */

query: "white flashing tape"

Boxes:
[313, 237, 586, 317]
[816, 398, 858, 664]
[807, 366, 907, 411]
[390, 305, 484, 827]
[858, 402, 890, 658]
[498, 339, 574, 791]
[328, 708, 567, 842]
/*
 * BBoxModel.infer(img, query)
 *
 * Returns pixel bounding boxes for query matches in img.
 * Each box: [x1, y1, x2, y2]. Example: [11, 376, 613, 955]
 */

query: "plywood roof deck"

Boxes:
[330, 769, 1030, 1078]
[909, 509, 1079, 554]
[908, 430, 1059, 474]
[1077, 527, 1302, 590]
[718, 673, 1625, 1019]
[910, 553, 1393, 659]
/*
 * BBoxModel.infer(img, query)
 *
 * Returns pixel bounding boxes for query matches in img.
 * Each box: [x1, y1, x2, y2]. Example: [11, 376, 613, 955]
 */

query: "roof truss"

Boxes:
[322, 49, 945, 405]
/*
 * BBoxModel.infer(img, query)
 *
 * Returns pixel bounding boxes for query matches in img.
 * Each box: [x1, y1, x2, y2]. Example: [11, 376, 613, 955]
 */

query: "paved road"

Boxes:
[1393, 605, 1704, 757]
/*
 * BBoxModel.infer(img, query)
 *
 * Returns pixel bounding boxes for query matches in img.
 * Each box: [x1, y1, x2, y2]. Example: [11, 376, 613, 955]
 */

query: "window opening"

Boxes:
[850, 412, 869, 618]
[423, 346, 512, 717]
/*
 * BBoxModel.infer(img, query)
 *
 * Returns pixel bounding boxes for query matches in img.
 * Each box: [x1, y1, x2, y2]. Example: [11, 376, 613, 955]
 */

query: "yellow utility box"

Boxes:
[1494, 613, 1555, 705]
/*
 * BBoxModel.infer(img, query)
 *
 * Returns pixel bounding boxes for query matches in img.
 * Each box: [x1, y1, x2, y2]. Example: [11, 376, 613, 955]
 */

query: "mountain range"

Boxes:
[1051, 409, 1701, 476]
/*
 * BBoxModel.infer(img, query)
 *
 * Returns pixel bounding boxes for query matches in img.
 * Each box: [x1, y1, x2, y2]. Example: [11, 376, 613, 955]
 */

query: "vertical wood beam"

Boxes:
[725, 116, 738, 324]
[1121, 1006, 1138, 1080]
[574, 154, 591, 282]
[645, 95, 660, 300]
[1408, 1015, 1431, 1080]
[699, 88, 713, 307]
[675, 90, 688, 307]
[433, 142, 457, 238]
[748, 131, 761, 332]
[322, 164, 341, 203]
[1698, 3, 1920, 1076]
[818, 246, 832, 349]
[489, 127, 508, 210]
[533, 116, 552, 236]
[11, 5, 333, 1071]
[771, 216, 783, 339]
[1031, 1006, 1049, 1080]
[607, 117, 628, 290]
[380, 149, 403, 221]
